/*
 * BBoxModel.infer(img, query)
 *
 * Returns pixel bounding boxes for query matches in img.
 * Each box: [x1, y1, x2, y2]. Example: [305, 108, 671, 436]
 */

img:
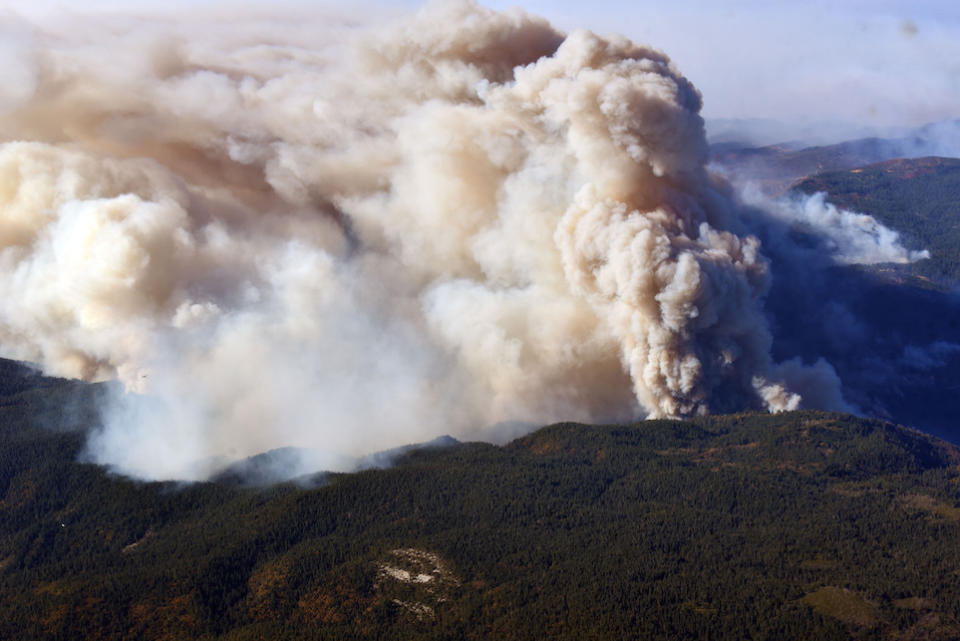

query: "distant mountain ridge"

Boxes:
[710, 119, 960, 195]
[211, 435, 461, 487]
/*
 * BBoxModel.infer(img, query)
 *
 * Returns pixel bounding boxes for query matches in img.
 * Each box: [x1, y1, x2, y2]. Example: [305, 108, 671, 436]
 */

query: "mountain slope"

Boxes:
[2, 369, 960, 640]
[712, 137, 913, 194]
[791, 157, 960, 283]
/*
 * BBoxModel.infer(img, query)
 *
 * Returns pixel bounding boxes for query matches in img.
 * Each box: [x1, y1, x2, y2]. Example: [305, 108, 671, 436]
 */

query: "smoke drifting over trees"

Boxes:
[0, 1, 924, 480]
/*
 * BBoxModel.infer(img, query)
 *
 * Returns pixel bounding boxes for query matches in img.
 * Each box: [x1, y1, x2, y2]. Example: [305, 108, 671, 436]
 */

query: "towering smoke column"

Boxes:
[0, 1, 842, 479]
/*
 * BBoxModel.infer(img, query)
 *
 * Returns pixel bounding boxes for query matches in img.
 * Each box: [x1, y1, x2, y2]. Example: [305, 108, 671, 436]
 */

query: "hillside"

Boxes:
[2, 365, 960, 639]
[791, 157, 960, 283]
[711, 137, 911, 195]
[710, 120, 960, 195]
[765, 262, 960, 444]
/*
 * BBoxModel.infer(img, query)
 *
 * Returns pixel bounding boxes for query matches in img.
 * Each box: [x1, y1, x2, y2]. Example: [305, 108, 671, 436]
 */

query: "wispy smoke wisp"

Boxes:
[0, 1, 845, 480]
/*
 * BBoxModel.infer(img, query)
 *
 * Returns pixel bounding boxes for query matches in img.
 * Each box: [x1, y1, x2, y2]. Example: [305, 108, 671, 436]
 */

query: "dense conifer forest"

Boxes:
[2, 360, 960, 640]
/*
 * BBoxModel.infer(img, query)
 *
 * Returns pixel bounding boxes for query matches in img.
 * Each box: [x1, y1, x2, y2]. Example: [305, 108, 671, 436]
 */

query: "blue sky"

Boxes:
[5, 0, 959, 127]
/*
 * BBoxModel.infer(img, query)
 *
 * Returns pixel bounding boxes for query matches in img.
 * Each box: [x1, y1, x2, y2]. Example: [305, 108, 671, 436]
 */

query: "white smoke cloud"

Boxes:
[739, 186, 929, 266]
[0, 1, 846, 480]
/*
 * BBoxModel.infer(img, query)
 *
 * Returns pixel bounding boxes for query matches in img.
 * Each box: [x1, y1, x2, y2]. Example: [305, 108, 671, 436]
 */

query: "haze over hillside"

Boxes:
[711, 146, 960, 442]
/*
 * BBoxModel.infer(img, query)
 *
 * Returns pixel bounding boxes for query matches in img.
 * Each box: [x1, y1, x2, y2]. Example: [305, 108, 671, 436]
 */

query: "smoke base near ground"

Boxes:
[0, 1, 927, 481]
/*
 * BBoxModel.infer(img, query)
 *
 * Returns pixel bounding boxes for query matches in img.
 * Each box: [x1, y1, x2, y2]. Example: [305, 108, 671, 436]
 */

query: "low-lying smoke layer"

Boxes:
[0, 1, 846, 480]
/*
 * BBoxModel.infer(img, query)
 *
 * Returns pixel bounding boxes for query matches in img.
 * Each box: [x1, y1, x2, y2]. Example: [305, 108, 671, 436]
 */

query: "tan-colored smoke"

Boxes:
[0, 1, 841, 479]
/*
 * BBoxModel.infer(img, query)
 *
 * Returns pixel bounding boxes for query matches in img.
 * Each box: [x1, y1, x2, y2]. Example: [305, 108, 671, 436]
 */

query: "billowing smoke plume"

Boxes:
[0, 1, 845, 480]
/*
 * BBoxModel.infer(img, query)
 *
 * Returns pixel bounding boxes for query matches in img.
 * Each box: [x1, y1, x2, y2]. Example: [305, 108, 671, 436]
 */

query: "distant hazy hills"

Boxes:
[712, 137, 914, 195]
[2, 365, 960, 640]
[710, 119, 960, 195]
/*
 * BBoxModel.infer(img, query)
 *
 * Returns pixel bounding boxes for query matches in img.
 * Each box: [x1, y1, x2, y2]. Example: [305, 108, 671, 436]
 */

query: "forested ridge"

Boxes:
[2, 360, 960, 640]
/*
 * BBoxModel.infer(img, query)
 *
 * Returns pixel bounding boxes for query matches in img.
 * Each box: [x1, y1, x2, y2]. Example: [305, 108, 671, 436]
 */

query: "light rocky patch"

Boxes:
[391, 599, 436, 621]
[892, 597, 935, 610]
[900, 494, 960, 521]
[801, 586, 880, 628]
[375, 548, 461, 622]
[121, 529, 155, 554]
[377, 548, 460, 590]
